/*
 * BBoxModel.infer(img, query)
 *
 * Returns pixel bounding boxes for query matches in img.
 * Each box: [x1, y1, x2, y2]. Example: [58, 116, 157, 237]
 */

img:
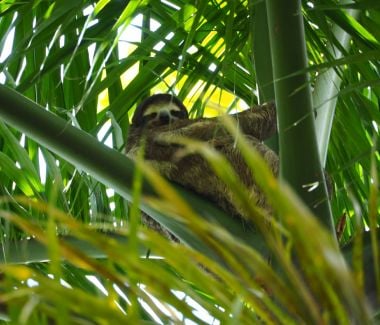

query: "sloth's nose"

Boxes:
[158, 111, 170, 124]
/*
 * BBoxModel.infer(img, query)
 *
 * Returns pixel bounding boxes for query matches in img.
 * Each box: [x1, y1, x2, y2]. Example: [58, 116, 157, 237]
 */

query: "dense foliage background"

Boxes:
[0, 0, 379, 323]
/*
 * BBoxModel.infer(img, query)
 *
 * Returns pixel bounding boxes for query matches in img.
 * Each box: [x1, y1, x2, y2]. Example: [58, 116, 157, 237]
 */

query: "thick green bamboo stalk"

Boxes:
[266, 0, 334, 233]
[0, 85, 269, 257]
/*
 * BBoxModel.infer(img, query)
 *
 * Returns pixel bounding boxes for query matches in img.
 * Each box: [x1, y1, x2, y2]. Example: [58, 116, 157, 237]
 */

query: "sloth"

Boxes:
[125, 94, 279, 238]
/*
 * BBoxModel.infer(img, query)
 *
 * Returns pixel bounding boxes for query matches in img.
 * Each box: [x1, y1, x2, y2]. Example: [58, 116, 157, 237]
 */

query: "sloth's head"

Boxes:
[132, 94, 189, 128]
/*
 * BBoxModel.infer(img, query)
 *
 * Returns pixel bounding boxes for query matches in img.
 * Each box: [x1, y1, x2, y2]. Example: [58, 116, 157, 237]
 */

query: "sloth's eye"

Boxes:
[142, 113, 157, 124]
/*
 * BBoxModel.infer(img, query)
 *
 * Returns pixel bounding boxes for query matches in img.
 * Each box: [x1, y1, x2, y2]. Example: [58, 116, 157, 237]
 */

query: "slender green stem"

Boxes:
[253, 0, 274, 104]
[252, 0, 278, 152]
[0, 235, 129, 264]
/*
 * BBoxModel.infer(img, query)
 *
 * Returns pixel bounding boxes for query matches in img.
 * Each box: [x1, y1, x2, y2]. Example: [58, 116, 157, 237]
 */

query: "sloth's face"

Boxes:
[133, 94, 189, 128]
[142, 102, 187, 127]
